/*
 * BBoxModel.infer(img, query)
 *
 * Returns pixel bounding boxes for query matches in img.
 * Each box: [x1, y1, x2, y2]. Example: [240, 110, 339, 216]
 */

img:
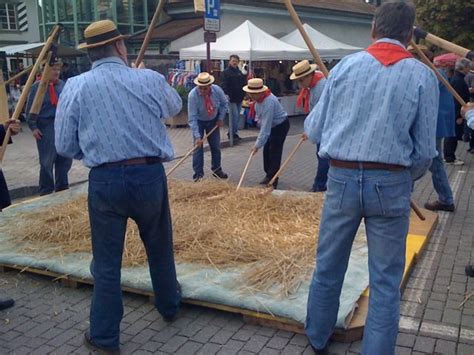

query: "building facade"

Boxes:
[0, 0, 40, 47]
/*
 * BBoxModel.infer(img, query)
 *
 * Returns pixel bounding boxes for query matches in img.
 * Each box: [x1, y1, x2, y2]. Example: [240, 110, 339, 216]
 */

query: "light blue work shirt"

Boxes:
[255, 93, 288, 149]
[467, 110, 474, 129]
[55, 57, 182, 167]
[310, 77, 327, 111]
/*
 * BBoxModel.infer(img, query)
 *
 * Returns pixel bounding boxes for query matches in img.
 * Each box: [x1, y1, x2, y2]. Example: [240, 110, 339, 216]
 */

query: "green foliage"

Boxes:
[414, 0, 474, 50]
[175, 86, 191, 107]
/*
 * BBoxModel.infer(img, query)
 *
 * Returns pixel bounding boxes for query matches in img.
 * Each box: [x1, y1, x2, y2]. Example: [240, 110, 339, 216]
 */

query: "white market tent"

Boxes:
[0, 43, 85, 57]
[280, 23, 362, 60]
[179, 20, 311, 61]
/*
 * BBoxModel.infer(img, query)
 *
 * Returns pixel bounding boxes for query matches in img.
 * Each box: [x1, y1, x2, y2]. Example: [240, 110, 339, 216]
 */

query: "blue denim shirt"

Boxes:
[26, 80, 65, 130]
[304, 38, 439, 180]
[55, 57, 182, 167]
[310, 77, 327, 111]
[255, 93, 288, 149]
[467, 110, 474, 129]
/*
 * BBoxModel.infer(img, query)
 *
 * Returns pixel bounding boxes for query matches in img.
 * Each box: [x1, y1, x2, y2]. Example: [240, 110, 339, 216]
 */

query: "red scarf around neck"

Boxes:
[202, 89, 215, 117]
[249, 89, 272, 119]
[366, 42, 413, 66]
[49, 79, 59, 106]
[296, 71, 325, 113]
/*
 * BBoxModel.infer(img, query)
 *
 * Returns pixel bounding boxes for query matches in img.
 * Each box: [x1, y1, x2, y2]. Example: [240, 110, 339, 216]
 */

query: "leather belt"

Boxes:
[102, 157, 162, 167]
[330, 159, 406, 171]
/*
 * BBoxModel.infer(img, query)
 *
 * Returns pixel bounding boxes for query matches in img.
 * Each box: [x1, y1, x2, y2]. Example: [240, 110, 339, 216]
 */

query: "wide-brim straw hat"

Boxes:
[78, 20, 129, 49]
[243, 78, 268, 93]
[194, 72, 215, 86]
[290, 60, 318, 80]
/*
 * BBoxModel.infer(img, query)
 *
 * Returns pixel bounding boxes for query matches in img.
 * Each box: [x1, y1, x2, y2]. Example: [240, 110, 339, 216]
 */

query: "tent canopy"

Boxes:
[179, 20, 310, 61]
[280, 24, 362, 60]
[0, 43, 85, 57]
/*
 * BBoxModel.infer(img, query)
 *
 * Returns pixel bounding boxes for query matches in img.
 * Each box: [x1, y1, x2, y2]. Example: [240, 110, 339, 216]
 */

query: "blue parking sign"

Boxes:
[204, 0, 220, 32]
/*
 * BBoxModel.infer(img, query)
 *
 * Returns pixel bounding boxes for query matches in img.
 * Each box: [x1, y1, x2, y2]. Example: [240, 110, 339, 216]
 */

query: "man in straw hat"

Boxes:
[55, 20, 183, 353]
[26, 56, 72, 196]
[303, 2, 438, 354]
[290, 60, 328, 192]
[188, 72, 229, 182]
[243, 78, 289, 189]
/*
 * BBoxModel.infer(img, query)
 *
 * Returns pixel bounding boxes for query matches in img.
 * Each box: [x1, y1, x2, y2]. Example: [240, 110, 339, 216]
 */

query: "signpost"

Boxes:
[203, 0, 220, 72]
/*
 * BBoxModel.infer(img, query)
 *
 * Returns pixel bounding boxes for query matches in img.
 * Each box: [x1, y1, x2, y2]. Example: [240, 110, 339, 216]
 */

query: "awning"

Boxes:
[0, 43, 85, 57]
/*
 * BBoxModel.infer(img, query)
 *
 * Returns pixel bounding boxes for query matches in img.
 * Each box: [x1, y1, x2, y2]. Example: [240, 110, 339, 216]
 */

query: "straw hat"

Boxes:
[243, 78, 268, 93]
[194, 72, 215, 86]
[290, 60, 318, 80]
[78, 20, 129, 49]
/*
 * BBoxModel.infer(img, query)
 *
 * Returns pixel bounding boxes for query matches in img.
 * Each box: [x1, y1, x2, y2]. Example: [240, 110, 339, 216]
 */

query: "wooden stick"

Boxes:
[267, 137, 305, 187]
[135, 0, 167, 67]
[166, 124, 219, 177]
[4, 64, 34, 86]
[28, 52, 53, 116]
[410, 201, 426, 221]
[0, 70, 9, 124]
[283, 0, 329, 77]
[409, 40, 466, 107]
[414, 27, 473, 60]
[236, 152, 254, 191]
[0, 24, 61, 162]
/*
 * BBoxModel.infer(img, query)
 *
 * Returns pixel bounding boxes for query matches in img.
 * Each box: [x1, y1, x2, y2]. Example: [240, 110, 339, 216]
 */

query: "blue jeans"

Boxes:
[228, 102, 241, 136]
[192, 118, 222, 179]
[88, 163, 181, 350]
[306, 166, 411, 355]
[312, 144, 330, 192]
[36, 118, 72, 195]
[429, 138, 454, 205]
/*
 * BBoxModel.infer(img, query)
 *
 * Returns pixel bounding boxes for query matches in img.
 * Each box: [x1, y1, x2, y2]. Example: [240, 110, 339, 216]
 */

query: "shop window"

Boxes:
[98, 0, 113, 20]
[57, 0, 74, 22]
[0, 3, 18, 30]
[133, 0, 145, 25]
[117, 0, 129, 23]
[77, 0, 93, 22]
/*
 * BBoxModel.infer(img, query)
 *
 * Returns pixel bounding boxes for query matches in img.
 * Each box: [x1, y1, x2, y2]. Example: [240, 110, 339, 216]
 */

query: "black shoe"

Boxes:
[259, 177, 270, 185]
[466, 265, 474, 277]
[310, 344, 329, 355]
[212, 169, 228, 179]
[233, 134, 242, 141]
[193, 175, 204, 182]
[163, 281, 181, 322]
[424, 200, 455, 212]
[84, 331, 120, 354]
[0, 298, 14, 311]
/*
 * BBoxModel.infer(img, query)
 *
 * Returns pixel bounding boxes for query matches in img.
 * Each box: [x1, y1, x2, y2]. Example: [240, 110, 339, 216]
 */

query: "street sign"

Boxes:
[204, 0, 220, 32]
[204, 31, 217, 43]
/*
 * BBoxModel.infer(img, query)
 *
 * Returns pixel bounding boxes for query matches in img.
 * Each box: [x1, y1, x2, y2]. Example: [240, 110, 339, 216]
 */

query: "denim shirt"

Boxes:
[255, 93, 288, 149]
[26, 80, 65, 130]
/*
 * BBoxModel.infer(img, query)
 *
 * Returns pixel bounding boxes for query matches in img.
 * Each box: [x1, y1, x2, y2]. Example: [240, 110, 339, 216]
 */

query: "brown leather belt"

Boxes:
[330, 159, 406, 171]
[102, 157, 162, 167]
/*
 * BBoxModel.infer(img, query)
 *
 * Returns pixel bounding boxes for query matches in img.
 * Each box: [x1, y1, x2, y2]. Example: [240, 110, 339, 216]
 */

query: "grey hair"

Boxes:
[373, 1, 416, 45]
[87, 41, 119, 62]
[455, 58, 471, 72]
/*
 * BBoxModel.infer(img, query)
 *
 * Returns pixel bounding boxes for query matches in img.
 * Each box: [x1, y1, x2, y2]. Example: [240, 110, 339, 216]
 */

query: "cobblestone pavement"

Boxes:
[0, 121, 473, 354]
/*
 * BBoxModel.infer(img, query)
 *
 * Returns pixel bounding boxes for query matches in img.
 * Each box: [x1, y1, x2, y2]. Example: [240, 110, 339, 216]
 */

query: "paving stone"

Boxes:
[423, 308, 443, 322]
[153, 326, 180, 343]
[192, 325, 221, 343]
[396, 333, 416, 348]
[394, 346, 412, 355]
[435, 339, 457, 354]
[266, 335, 289, 349]
[260, 347, 281, 355]
[281, 344, 305, 354]
[457, 343, 474, 355]
[218, 340, 245, 354]
[413, 336, 436, 353]
[290, 334, 309, 347]
[197, 343, 222, 355]
[232, 329, 254, 342]
[461, 314, 474, 328]
[177, 340, 204, 354]
[210, 329, 234, 345]
[242, 334, 270, 353]
[139, 341, 164, 353]
[159, 335, 188, 353]
[442, 309, 462, 325]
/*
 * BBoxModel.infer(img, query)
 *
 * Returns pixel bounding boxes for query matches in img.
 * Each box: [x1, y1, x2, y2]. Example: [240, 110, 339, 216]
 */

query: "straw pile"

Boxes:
[13, 180, 337, 296]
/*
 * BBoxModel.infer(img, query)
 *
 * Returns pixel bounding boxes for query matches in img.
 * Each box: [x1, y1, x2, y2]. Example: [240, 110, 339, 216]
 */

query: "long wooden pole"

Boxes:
[414, 27, 473, 60]
[0, 24, 61, 162]
[410, 201, 426, 221]
[283, 0, 329, 77]
[410, 40, 466, 107]
[236, 152, 254, 191]
[135, 0, 167, 67]
[4, 64, 34, 86]
[0, 70, 9, 124]
[28, 52, 53, 117]
[166, 125, 219, 178]
[267, 137, 305, 187]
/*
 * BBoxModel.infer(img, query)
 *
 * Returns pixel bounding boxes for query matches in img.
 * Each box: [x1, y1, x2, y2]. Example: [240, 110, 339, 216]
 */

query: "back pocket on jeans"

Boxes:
[375, 179, 411, 217]
[326, 176, 347, 210]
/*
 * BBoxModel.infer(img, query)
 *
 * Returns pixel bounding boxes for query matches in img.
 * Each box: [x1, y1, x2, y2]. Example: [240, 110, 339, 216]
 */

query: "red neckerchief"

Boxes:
[366, 42, 413, 66]
[201, 89, 215, 116]
[48, 79, 59, 106]
[296, 71, 325, 113]
[249, 89, 272, 119]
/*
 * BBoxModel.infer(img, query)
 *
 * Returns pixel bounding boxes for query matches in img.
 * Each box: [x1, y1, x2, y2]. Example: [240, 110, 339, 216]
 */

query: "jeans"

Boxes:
[36, 118, 72, 195]
[443, 122, 464, 161]
[88, 163, 181, 349]
[263, 119, 290, 181]
[306, 166, 411, 355]
[228, 102, 241, 136]
[312, 144, 330, 192]
[429, 138, 454, 205]
[192, 118, 222, 179]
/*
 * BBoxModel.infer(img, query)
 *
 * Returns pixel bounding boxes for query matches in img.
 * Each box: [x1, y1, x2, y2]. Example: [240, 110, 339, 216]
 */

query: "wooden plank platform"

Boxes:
[0, 208, 438, 343]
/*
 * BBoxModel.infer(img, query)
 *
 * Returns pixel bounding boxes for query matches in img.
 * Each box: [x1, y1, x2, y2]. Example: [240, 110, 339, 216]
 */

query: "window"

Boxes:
[0, 3, 18, 31]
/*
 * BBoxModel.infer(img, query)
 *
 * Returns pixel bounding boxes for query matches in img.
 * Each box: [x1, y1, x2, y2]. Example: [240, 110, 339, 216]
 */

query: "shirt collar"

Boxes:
[374, 38, 407, 49]
[92, 56, 127, 69]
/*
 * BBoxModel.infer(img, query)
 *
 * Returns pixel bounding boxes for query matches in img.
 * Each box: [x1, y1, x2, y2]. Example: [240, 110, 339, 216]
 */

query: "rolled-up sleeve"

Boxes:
[55, 80, 83, 160]
[187, 90, 201, 139]
[409, 73, 439, 180]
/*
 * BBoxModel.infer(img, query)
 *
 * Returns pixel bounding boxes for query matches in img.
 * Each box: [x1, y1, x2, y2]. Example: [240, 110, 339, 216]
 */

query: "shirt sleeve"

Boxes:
[187, 90, 201, 139]
[26, 83, 39, 130]
[311, 78, 327, 108]
[409, 72, 439, 180]
[54, 80, 84, 160]
[255, 101, 273, 149]
[216, 86, 228, 121]
[467, 110, 474, 130]
[152, 72, 182, 119]
[304, 77, 333, 145]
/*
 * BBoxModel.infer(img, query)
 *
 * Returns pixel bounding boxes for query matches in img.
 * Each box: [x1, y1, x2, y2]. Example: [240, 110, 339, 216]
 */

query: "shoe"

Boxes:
[0, 298, 14, 311]
[212, 169, 228, 179]
[466, 265, 474, 277]
[55, 186, 69, 193]
[259, 177, 270, 185]
[310, 344, 329, 355]
[233, 134, 242, 141]
[445, 159, 464, 166]
[163, 281, 182, 322]
[193, 175, 204, 182]
[84, 331, 120, 354]
[424, 200, 455, 212]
